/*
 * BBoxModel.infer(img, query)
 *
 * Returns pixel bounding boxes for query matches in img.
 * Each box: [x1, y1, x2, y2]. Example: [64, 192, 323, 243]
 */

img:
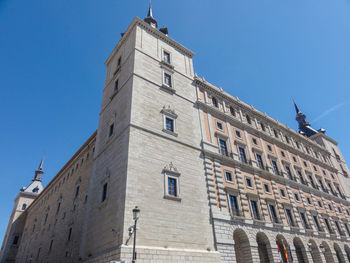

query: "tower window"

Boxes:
[163, 51, 171, 64]
[163, 73, 172, 87]
[212, 97, 218, 108]
[101, 183, 108, 202]
[109, 123, 114, 137]
[13, 236, 19, 245]
[22, 204, 27, 210]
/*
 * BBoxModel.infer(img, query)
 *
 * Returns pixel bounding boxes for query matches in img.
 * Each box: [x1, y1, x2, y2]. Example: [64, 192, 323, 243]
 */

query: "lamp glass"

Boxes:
[133, 206, 140, 220]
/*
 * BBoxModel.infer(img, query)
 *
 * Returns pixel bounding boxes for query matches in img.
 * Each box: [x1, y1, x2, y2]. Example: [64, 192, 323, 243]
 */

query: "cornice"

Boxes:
[105, 17, 194, 66]
[194, 76, 330, 155]
[197, 100, 337, 173]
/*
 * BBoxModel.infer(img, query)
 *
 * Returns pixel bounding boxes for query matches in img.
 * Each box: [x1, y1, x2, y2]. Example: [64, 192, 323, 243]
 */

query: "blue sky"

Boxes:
[0, 0, 350, 240]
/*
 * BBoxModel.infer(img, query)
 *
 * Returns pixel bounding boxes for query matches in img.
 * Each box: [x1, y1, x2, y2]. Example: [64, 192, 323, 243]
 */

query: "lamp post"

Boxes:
[132, 206, 140, 263]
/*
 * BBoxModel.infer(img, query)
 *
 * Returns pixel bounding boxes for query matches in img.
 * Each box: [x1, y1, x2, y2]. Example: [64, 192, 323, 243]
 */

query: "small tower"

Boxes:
[144, 0, 158, 28]
[0, 160, 44, 262]
[293, 101, 320, 137]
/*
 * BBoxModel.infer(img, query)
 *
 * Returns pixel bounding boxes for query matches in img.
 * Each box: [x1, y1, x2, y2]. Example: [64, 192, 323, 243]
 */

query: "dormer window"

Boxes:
[22, 204, 27, 210]
[33, 187, 39, 193]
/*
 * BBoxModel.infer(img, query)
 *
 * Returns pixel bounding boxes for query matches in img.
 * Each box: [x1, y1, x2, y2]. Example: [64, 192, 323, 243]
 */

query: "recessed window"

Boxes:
[264, 183, 270, 193]
[216, 121, 223, 130]
[273, 129, 279, 138]
[163, 72, 172, 87]
[108, 123, 114, 137]
[238, 147, 247, 163]
[261, 122, 266, 132]
[307, 197, 312, 205]
[303, 161, 308, 167]
[163, 51, 171, 64]
[252, 138, 258, 145]
[250, 200, 261, 220]
[285, 136, 290, 144]
[267, 145, 273, 152]
[271, 160, 279, 175]
[294, 193, 300, 202]
[322, 170, 326, 176]
[225, 171, 233, 182]
[245, 177, 253, 188]
[168, 177, 178, 197]
[296, 142, 300, 149]
[114, 79, 119, 93]
[229, 195, 239, 215]
[67, 227, 72, 241]
[280, 188, 286, 198]
[235, 130, 241, 138]
[246, 115, 252, 125]
[212, 97, 218, 108]
[117, 56, 122, 66]
[285, 208, 295, 226]
[219, 139, 228, 156]
[281, 151, 285, 158]
[313, 165, 317, 172]
[101, 183, 108, 202]
[293, 156, 297, 163]
[256, 154, 264, 169]
[22, 204, 27, 210]
[230, 107, 235, 116]
[75, 186, 80, 198]
[56, 202, 61, 215]
[165, 117, 174, 132]
[328, 204, 333, 211]
[13, 236, 19, 245]
[318, 200, 323, 208]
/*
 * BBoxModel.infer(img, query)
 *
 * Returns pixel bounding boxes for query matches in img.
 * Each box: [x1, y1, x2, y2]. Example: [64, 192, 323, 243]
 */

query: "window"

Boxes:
[285, 136, 290, 144]
[300, 212, 309, 229]
[281, 151, 285, 157]
[230, 107, 235, 116]
[163, 51, 171, 64]
[114, 79, 119, 93]
[108, 123, 114, 137]
[269, 204, 279, 223]
[22, 204, 27, 210]
[293, 156, 297, 163]
[163, 72, 172, 87]
[256, 154, 264, 169]
[271, 160, 279, 175]
[219, 139, 228, 156]
[280, 188, 286, 198]
[32, 187, 39, 193]
[328, 204, 333, 211]
[318, 200, 323, 208]
[49, 240, 54, 253]
[307, 197, 312, 205]
[338, 207, 342, 213]
[294, 193, 300, 202]
[117, 56, 122, 66]
[56, 202, 61, 215]
[250, 200, 261, 220]
[261, 122, 266, 132]
[306, 147, 310, 154]
[235, 130, 241, 138]
[252, 138, 258, 145]
[168, 177, 177, 197]
[44, 213, 48, 225]
[344, 223, 350, 236]
[165, 117, 174, 132]
[285, 166, 293, 180]
[296, 141, 300, 149]
[67, 227, 72, 241]
[13, 236, 19, 245]
[303, 161, 308, 167]
[75, 186, 80, 198]
[313, 165, 317, 172]
[313, 215, 322, 231]
[245, 177, 253, 188]
[238, 147, 247, 163]
[267, 145, 273, 152]
[264, 183, 270, 193]
[101, 183, 108, 202]
[324, 218, 333, 233]
[273, 129, 279, 138]
[322, 170, 326, 176]
[216, 121, 223, 130]
[285, 208, 295, 226]
[225, 171, 233, 182]
[212, 97, 218, 108]
[246, 115, 252, 125]
[229, 195, 239, 216]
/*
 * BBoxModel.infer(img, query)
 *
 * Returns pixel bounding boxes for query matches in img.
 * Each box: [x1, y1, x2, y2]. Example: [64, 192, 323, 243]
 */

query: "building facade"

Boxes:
[1, 5, 350, 263]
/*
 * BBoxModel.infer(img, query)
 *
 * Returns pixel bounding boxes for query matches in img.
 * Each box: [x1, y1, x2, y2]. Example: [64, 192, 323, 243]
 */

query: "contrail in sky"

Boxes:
[312, 101, 349, 123]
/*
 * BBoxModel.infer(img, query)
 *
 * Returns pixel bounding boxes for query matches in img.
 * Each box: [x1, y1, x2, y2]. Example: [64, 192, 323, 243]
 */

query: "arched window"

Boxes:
[212, 97, 218, 108]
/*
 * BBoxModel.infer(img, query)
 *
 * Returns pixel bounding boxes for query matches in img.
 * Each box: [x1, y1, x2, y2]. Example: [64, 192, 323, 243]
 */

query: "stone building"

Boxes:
[1, 3, 350, 263]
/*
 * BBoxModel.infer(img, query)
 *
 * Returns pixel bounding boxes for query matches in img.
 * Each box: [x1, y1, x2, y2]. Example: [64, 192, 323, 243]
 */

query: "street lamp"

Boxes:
[132, 206, 140, 263]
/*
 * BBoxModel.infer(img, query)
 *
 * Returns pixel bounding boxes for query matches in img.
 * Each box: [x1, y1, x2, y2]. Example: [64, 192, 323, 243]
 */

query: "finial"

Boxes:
[144, 0, 158, 28]
[148, 0, 153, 18]
[33, 157, 44, 182]
[293, 99, 301, 114]
[38, 157, 44, 171]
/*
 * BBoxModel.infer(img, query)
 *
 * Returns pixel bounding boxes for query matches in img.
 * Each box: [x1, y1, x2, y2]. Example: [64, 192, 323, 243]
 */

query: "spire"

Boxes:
[33, 157, 44, 182]
[144, 0, 158, 28]
[293, 99, 301, 114]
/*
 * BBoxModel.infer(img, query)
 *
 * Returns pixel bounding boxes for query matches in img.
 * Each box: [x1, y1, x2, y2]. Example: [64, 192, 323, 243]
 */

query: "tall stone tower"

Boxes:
[0, 160, 44, 262]
[78, 5, 220, 262]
